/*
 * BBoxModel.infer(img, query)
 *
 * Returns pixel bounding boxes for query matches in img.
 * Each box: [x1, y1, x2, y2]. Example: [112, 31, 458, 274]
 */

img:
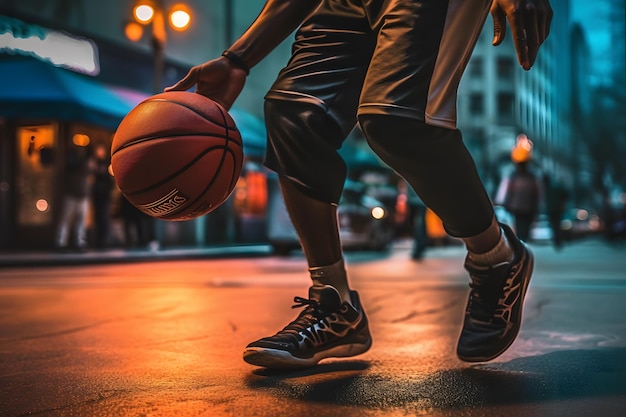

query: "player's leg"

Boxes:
[358, 0, 532, 362]
[264, 98, 347, 286]
[244, 103, 373, 369]
[361, 116, 533, 362]
[243, 1, 375, 368]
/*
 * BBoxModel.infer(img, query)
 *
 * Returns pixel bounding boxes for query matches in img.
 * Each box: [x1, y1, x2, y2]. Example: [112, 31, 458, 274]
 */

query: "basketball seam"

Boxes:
[111, 132, 242, 156]
[164, 104, 238, 220]
[157, 145, 239, 220]
[123, 145, 237, 196]
[111, 97, 243, 155]
[149, 98, 238, 129]
[115, 94, 243, 220]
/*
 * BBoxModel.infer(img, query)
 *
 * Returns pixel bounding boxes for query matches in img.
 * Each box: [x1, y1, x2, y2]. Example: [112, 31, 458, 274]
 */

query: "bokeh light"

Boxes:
[134, 4, 155, 23]
[169, 6, 191, 31]
[35, 199, 49, 212]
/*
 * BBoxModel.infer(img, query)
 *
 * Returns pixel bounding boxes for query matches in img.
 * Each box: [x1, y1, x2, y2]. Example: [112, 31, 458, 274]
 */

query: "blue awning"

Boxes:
[0, 56, 268, 157]
[229, 107, 266, 158]
[0, 56, 133, 129]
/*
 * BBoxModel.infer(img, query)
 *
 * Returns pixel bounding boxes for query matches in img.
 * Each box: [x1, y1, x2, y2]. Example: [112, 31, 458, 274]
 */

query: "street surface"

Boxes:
[1, 238, 625, 416]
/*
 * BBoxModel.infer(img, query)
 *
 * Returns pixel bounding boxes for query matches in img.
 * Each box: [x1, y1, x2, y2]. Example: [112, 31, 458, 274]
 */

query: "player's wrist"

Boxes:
[221, 50, 250, 75]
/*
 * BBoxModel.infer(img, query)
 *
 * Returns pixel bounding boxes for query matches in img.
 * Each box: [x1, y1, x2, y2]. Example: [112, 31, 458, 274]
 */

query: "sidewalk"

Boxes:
[0, 243, 274, 268]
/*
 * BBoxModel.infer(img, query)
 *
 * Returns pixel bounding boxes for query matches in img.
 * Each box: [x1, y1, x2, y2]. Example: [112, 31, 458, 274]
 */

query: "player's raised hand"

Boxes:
[165, 57, 247, 110]
[490, 0, 553, 70]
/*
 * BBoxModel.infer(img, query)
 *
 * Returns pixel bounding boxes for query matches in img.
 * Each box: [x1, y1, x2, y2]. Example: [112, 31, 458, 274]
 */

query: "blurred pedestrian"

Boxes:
[411, 202, 428, 260]
[402, 181, 429, 260]
[503, 136, 541, 242]
[91, 143, 114, 249]
[602, 191, 626, 242]
[395, 179, 428, 260]
[120, 195, 159, 250]
[55, 144, 92, 251]
[542, 173, 568, 249]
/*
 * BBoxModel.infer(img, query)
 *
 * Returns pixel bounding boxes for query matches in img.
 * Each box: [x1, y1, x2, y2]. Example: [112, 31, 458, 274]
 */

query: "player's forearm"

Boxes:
[224, 0, 322, 70]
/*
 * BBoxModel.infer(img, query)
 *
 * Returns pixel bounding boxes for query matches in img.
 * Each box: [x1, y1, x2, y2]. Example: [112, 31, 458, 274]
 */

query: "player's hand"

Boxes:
[490, 0, 553, 70]
[164, 57, 247, 110]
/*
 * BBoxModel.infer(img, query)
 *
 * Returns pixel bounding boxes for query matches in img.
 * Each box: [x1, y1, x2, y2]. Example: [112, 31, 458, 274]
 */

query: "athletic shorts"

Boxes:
[265, 0, 492, 135]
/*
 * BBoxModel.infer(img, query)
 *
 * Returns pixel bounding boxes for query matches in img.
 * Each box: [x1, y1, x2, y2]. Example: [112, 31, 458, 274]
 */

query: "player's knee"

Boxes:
[359, 114, 460, 160]
[263, 99, 349, 204]
[358, 114, 387, 150]
[359, 114, 424, 164]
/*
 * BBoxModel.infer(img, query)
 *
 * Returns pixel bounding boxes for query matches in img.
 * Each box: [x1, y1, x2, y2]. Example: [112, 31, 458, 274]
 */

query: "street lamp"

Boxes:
[125, 1, 192, 93]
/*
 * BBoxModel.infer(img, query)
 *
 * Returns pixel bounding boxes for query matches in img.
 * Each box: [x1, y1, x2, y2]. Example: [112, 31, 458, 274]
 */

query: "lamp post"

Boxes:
[125, 1, 191, 93]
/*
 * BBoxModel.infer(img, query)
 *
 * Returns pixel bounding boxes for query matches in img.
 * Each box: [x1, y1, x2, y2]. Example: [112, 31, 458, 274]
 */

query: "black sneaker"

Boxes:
[243, 285, 372, 368]
[457, 224, 534, 362]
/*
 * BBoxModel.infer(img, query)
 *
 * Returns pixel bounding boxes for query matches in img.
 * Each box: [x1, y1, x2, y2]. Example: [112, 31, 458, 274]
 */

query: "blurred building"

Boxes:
[457, 0, 574, 197]
[0, 0, 277, 250]
[571, 0, 626, 212]
[1, 0, 617, 250]
[569, 23, 594, 206]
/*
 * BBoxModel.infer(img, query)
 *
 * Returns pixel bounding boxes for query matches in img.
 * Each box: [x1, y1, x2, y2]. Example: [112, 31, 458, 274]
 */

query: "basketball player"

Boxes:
[167, 0, 552, 368]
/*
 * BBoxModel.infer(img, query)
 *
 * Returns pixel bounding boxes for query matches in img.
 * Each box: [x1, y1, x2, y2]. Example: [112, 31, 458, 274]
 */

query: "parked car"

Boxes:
[560, 208, 603, 240]
[267, 179, 395, 255]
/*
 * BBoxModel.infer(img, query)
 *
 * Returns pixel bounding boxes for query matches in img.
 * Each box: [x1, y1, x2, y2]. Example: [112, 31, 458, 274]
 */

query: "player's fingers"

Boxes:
[508, 11, 530, 70]
[538, 2, 553, 45]
[164, 69, 198, 92]
[525, 24, 540, 69]
[518, 3, 541, 69]
[490, 3, 507, 46]
[521, 1, 553, 70]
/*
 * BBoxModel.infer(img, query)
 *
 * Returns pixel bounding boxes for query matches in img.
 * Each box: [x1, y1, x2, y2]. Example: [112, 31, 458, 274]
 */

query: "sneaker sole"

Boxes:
[243, 339, 372, 369]
[457, 245, 534, 363]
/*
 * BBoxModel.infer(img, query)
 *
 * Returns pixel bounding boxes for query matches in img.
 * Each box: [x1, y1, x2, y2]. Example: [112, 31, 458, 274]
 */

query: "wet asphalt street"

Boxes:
[0, 238, 625, 416]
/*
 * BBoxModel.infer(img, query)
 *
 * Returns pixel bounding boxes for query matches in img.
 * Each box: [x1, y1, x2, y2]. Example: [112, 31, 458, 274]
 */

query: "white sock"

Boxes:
[308, 258, 352, 305]
[467, 228, 515, 266]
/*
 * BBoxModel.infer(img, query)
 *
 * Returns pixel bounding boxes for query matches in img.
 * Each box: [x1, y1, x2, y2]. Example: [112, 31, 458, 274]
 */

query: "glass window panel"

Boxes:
[15, 124, 57, 226]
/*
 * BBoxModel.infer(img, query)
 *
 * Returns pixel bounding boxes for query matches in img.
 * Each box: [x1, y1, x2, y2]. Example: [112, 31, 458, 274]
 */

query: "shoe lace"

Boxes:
[274, 296, 329, 338]
[292, 296, 319, 310]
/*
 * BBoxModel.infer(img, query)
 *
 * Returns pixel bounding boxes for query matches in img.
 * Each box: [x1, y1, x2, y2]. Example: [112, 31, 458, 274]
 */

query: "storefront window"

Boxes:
[232, 161, 269, 242]
[233, 162, 268, 217]
[15, 124, 57, 226]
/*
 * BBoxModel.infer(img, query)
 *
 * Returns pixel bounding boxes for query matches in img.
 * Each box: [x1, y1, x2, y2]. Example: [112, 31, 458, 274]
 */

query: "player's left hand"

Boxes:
[490, 0, 553, 70]
[165, 57, 247, 110]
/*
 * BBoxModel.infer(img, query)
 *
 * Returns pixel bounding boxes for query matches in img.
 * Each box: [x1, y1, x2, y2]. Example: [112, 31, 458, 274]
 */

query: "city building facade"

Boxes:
[0, 0, 277, 250]
[2, 0, 617, 250]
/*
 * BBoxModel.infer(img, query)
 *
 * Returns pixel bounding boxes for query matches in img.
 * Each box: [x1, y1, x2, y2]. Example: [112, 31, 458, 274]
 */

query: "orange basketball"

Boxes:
[111, 91, 243, 221]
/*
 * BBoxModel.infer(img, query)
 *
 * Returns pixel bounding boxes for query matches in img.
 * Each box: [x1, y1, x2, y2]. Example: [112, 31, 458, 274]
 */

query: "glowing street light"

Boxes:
[169, 5, 191, 30]
[125, 1, 192, 92]
[134, 4, 155, 23]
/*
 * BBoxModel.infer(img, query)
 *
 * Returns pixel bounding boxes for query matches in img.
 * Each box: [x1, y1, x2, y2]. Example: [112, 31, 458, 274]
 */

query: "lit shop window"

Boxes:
[15, 124, 57, 226]
[233, 162, 268, 217]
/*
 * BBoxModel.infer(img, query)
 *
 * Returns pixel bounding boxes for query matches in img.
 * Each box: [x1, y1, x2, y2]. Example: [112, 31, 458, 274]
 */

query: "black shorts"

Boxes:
[265, 0, 491, 135]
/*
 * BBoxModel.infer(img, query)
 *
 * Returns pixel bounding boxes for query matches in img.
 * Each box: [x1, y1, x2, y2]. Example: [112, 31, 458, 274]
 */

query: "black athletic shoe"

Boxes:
[457, 224, 534, 362]
[243, 285, 372, 368]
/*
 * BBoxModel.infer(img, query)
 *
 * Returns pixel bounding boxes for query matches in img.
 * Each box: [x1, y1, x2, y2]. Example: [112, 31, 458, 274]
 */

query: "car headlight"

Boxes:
[371, 206, 385, 220]
[561, 219, 573, 230]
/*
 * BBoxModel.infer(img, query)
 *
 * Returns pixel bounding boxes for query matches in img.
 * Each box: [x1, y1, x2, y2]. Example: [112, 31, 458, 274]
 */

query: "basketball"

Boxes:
[111, 91, 243, 221]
